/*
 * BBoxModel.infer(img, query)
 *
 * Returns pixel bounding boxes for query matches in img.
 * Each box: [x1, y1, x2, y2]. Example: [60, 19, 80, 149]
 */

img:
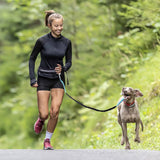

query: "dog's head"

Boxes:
[121, 87, 143, 101]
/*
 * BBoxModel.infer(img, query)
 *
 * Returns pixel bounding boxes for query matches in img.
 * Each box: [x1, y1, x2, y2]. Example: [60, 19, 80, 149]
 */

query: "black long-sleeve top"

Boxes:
[29, 32, 72, 86]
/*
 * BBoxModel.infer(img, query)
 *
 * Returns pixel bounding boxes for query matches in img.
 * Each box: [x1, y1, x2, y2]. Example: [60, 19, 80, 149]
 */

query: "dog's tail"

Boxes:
[140, 119, 144, 131]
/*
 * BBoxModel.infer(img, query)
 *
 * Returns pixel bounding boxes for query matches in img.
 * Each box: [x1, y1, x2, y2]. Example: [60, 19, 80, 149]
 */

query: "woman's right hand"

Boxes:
[32, 82, 38, 88]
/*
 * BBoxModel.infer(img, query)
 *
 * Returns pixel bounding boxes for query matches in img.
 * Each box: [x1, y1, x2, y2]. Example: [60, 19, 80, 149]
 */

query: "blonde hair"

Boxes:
[45, 10, 63, 26]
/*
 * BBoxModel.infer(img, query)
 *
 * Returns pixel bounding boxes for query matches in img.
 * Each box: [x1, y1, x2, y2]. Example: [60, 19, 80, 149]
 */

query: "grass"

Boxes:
[52, 47, 160, 150]
[1, 48, 160, 150]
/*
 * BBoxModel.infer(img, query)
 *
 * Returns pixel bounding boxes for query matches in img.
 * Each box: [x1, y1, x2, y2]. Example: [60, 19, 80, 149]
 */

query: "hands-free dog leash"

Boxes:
[58, 74, 124, 112]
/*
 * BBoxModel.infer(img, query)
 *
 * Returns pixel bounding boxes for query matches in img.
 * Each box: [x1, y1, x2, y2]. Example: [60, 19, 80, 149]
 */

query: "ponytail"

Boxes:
[45, 10, 55, 26]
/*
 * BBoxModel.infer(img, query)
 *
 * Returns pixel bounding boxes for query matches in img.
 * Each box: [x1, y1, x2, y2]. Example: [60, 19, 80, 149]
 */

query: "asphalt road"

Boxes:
[0, 149, 160, 160]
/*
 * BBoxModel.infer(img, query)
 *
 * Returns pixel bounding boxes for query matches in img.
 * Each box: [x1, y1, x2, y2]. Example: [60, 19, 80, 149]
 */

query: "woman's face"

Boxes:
[49, 18, 63, 38]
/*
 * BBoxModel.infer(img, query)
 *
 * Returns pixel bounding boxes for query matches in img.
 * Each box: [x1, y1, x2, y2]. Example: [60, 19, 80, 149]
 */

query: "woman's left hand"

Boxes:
[55, 64, 62, 74]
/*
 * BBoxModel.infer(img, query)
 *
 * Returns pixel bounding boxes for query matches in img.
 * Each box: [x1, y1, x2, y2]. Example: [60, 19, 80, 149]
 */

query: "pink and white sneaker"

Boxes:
[43, 139, 53, 150]
[34, 117, 44, 134]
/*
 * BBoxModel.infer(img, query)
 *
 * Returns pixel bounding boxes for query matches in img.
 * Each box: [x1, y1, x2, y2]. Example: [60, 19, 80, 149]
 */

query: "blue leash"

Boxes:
[58, 73, 67, 93]
[58, 74, 124, 112]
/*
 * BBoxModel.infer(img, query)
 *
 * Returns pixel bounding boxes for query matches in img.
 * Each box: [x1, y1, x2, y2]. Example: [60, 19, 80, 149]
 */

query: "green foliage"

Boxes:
[0, 0, 160, 150]
[119, 0, 160, 31]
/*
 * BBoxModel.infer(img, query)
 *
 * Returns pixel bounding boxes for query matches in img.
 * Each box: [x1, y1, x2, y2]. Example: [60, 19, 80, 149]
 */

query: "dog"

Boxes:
[117, 87, 143, 149]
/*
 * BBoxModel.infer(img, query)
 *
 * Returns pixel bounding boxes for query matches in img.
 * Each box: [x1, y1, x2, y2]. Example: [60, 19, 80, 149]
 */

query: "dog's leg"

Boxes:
[134, 122, 140, 143]
[140, 119, 144, 131]
[122, 122, 130, 149]
[118, 114, 124, 145]
[121, 125, 125, 146]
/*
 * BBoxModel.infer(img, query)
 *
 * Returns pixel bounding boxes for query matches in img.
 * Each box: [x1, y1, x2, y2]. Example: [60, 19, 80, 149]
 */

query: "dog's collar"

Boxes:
[124, 101, 135, 108]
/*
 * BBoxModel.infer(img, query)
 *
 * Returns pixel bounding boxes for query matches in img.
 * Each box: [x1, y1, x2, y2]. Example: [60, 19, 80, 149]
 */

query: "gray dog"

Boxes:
[117, 87, 143, 149]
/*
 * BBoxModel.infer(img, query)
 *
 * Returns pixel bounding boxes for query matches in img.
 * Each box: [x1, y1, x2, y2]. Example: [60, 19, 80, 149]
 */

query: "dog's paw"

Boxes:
[134, 138, 140, 143]
[121, 139, 124, 145]
[125, 145, 131, 150]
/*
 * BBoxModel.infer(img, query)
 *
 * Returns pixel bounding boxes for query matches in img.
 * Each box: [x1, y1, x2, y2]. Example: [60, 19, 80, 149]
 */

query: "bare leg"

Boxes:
[47, 88, 64, 133]
[37, 91, 50, 121]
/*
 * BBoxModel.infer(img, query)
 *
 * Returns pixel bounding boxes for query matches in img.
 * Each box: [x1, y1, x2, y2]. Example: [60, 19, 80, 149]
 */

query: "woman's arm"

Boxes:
[63, 40, 72, 72]
[29, 39, 42, 86]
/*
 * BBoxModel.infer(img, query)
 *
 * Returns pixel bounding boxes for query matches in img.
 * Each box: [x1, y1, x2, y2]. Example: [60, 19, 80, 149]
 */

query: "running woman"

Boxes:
[29, 10, 72, 150]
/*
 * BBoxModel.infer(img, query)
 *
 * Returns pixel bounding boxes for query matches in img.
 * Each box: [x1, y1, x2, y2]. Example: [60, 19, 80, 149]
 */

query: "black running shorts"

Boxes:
[37, 76, 65, 91]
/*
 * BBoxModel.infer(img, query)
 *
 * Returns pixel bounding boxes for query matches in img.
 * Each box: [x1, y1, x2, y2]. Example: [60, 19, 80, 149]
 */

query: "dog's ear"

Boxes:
[121, 87, 125, 95]
[134, 89, 143, 97]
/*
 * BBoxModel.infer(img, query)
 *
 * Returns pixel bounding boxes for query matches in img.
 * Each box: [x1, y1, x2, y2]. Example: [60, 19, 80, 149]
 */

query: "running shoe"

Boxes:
[43, 138, 53, 150]
[34, 117, 44, 134]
